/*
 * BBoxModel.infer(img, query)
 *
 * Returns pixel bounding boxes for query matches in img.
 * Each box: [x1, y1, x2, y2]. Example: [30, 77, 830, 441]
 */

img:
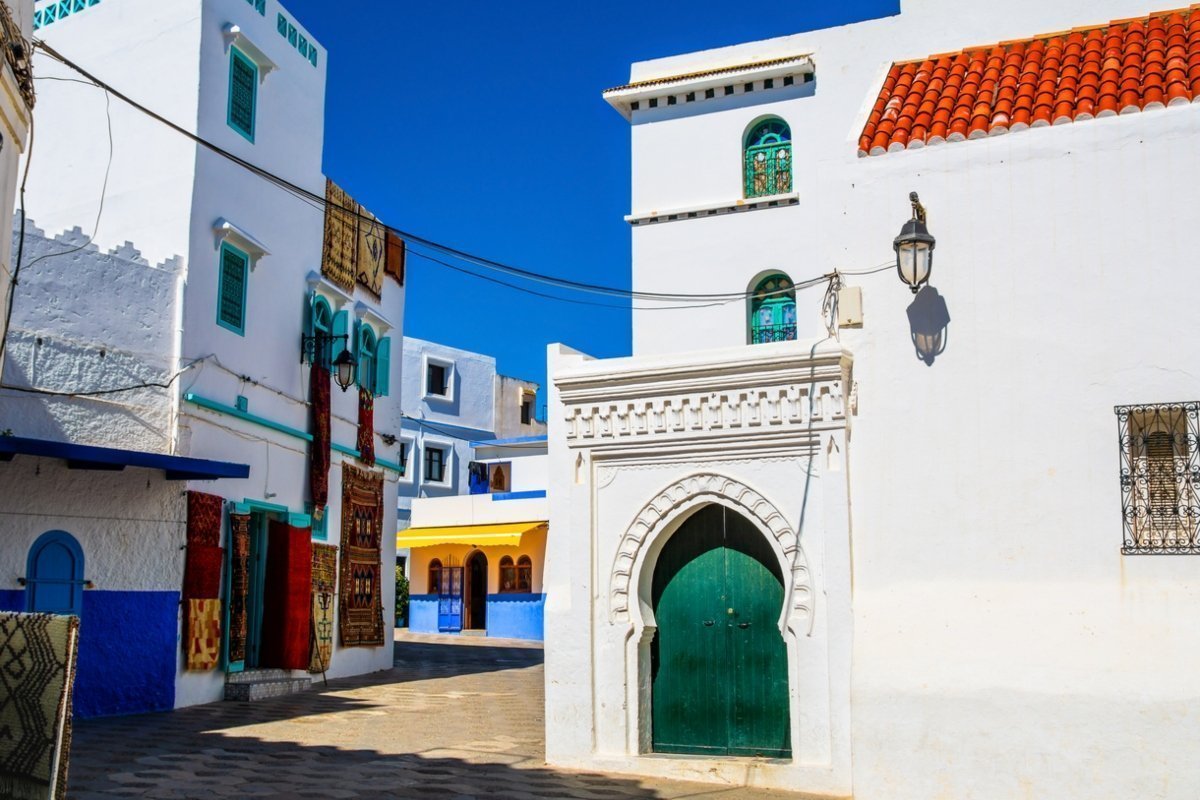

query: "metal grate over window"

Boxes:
[1116, 402, 1200, 554]
[228, 49, 257, 141]
[217, 244, 248, 334]
[743, 118, 792, 199]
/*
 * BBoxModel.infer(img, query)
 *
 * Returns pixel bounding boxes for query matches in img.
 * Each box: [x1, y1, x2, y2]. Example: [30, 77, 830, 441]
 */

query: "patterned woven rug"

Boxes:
[309, 544, 338, 673]
[227, 514, 252, 665]
[182, 544, 223, 601]
[185, 599, 221, 671]
[0, 612, 80, 800]
[186, 491, 223, 547]
[310, 365, 331, 510]
[260, 523, 312, 671]
[339, 464, 385, 647]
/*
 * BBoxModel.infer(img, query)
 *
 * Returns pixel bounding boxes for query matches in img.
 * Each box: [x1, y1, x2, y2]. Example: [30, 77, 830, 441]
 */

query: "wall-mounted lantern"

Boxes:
[894, 191, 936, 294]
[301, 333, 357, 392]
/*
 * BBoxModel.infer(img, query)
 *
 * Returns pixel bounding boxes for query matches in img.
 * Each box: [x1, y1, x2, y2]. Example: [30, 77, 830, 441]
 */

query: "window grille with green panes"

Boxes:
[743, 119, 792, 198]
[228, 48, 257, 142]
[217, 244, 249, 335]
[310, 296, 334, 368]
[749, 274, 797, 344]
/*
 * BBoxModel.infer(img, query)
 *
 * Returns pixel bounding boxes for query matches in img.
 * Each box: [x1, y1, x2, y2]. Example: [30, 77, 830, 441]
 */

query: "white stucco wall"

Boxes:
[494, 374, 546, 439]
[0, 0, 33, 379]
[1, 224, 182, 450]
[552, 1, 1200, 797]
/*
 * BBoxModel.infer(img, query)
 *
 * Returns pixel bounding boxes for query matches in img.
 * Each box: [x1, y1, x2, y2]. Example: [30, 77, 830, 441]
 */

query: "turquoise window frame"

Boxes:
[357, 324, 378, 395]
[748, 273, 797, 344]
[216, 242, 249, 336]
[743, 118, 793, 199]
[227, 46, 258, 143]
[310, 296, 334, 368]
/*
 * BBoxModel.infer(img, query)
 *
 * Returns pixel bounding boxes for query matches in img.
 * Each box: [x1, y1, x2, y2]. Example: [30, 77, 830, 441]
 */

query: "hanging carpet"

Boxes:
[185, 599, 222, 671]
[356, 206, 386, 297]
[384, 229, 405, 285]
[356, 387, 375, 466]
[186, 491, 223, 547]
[182, 544, 223, 600]
[260, 521, 313, 671]
[309, 543, 338, 673]
[310, 364, 331, 510]
[0, 612, 79, 800]
[339, 464, 385, 647]
[321, 179, 357, 292]
[227, 513, 252, 666]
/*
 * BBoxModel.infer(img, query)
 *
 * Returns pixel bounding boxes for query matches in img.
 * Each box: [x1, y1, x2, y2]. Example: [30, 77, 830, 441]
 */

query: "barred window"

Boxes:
[1116, 403, 1200, 554]
[228, 47, 257, 141]
[428, 559, 442, 595]
[749, 274, 797, 344]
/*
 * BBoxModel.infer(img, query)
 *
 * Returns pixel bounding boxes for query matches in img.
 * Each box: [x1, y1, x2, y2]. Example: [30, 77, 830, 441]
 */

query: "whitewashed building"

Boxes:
[0, 0, 404, 715]
[544, 1, 1200, 798]
[0, 0, 33, 376]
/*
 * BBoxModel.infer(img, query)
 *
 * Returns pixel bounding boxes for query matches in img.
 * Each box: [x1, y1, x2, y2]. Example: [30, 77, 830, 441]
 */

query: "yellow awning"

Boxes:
[396, 521, 547, 549]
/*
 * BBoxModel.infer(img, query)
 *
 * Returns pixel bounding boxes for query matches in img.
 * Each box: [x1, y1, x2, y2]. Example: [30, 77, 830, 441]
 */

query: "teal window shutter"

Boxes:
[331, 309, 351, 364]
[228, 48, 258, 142]
[375, 337, 391, 397]
[357, 324, 377, 395]
[217, 244, 249, 335]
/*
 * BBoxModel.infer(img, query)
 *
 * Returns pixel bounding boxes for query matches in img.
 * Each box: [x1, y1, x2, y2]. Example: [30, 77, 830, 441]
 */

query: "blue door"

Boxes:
[437, 567, 463, 632]
[26, 530, 85, 615]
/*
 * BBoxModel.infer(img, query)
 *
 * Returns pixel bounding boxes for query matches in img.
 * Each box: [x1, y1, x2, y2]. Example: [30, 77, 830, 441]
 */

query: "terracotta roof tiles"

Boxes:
[859, 5, 1200, 156]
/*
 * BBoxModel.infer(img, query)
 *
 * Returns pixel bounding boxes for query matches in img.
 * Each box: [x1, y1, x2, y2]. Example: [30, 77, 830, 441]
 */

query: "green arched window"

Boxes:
[311, 296, 333, 368]
[744, 118, 792, 198]
[749, 274, 797, 344]
[357, 324, 377, 394]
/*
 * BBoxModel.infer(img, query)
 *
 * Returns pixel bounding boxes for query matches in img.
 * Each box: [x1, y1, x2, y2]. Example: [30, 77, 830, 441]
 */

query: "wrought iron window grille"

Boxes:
[1115, 402, 1200, 554]
[750, 324, 797, 344]
[300, 332, 347, 369]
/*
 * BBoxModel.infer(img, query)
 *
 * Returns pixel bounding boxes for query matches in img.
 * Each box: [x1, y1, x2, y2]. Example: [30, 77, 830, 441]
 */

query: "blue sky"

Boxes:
[284, 0, 899, 411]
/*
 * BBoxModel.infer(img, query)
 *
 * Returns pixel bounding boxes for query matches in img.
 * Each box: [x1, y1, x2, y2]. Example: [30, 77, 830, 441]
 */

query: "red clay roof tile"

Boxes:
[860, 6, 1200, 155]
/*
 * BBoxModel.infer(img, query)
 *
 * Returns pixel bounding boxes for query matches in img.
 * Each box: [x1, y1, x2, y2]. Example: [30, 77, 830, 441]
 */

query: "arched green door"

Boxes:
[651, 504, 791, 757]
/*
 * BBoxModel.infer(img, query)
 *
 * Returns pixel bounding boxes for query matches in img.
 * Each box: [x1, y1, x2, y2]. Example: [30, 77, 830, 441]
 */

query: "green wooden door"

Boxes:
[651, 504, 791, 758]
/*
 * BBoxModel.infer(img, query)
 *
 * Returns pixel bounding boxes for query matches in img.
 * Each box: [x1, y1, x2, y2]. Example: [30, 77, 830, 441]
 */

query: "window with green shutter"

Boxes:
[228, 48, 258, 142]
[357, 324, 377, 394]
[217, 243, 249, 335]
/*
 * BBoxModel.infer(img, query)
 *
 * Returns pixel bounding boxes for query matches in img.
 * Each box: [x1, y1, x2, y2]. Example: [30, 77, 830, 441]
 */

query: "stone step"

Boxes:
[226, 668, 293, 684]
[224, 676, 311, 702]
[459, 629, 487, 637]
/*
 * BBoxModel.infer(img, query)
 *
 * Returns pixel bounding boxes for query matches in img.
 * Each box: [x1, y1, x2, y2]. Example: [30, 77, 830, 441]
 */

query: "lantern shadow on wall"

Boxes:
[906, 285, 951, 366]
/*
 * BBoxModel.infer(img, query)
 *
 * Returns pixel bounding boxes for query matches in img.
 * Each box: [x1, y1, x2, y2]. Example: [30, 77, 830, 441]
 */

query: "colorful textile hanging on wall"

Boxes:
[227, 513, 252, 666]
[183, 491, 224, 671]
[260, 521, 313, 671]
[321, 179, 357, 292]
[310, 364, 331, 510]
[185, 599, 222, 671]
[385, 229, 405, 285]
[186, 491, 223, 547]
[339, 464, 385, 647]
[309, 543, 338, 673]
[356, 206, 386, 297]
[357, 387, 375, 466]
[0, 612, 79, 800]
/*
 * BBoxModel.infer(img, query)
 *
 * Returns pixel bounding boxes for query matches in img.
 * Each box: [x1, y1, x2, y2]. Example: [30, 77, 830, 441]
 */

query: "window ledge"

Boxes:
[625, 192, 799, 226]
[222, 23, 277, 80]
[214, 218, 270, 267]
[354, 301, 393, 335]
[306, 270, 354, 307]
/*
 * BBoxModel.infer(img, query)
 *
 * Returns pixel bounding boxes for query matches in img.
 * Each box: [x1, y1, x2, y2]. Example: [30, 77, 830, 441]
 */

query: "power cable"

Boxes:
[0, 356, 206, 398]
[33, 41, 881, 305]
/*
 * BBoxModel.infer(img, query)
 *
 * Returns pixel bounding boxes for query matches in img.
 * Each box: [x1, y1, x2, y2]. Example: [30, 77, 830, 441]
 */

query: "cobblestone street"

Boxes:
[67, 632, 805, 799]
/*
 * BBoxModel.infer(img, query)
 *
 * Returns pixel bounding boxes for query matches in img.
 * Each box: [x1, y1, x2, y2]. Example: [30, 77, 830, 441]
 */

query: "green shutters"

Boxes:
[375, 336, 391, 397]
[217, 243, 249, 335]
[749, 274, 797, 344]
[228, 47, 258, 142]
[651, 504, 791, 758]
[309, 296, 333, 368]
[357, 324, 377, 394]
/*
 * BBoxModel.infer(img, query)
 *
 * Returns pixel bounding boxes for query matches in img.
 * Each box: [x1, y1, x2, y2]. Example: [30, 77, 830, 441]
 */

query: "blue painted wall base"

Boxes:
[0, 589, 178, 718]
[406, 593, 544, 641]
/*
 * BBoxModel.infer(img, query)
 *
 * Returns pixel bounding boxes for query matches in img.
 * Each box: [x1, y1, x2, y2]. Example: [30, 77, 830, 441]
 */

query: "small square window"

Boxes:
[424, 446, 447, 483]
[783, 75, 794, 87]
[744, 82, 754, 92]
[705, 88, 715, 99]
[649, 98, 658, 108]
[427, 363, 448, 396]
[724, 85, 734, 95]
[667, 95, 676, 105]
[764, 78, 774, 89]
[630, 101, 639, 111]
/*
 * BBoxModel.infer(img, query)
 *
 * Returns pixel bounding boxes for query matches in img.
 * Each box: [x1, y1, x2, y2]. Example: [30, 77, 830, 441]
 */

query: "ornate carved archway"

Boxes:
[609, 472, 813, 632]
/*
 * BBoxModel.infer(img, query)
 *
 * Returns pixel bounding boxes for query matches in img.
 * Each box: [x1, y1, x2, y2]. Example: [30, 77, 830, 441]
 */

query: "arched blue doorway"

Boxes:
[25, 530, 85, 615]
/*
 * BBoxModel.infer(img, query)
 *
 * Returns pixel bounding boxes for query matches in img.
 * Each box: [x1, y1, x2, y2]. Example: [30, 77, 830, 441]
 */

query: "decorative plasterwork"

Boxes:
[609, 472, 813, 631]
[557, 341, 852, 449]
[213, 218, 270, 268]
[603, 54, 815, 120]
[222, 24, 277, 80]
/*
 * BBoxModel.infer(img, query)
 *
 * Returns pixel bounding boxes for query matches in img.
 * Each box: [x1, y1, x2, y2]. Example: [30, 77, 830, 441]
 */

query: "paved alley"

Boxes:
[66, 632, 807, 799]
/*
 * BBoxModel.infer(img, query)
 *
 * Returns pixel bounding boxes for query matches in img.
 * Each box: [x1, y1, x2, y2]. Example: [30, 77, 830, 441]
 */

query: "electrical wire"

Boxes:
[33, 41, 882, 305]
[0, 355, 206, 398]
[0, 113, 33, 367]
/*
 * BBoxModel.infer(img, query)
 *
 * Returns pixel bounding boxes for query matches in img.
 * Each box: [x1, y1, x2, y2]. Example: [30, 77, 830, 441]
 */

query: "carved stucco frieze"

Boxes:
[609, 472, 813, 631]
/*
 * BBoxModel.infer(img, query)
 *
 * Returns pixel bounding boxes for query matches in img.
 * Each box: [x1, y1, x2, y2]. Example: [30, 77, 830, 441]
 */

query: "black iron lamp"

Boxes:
[301, 332, 357, 392]
[894, 191, 936, 294]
